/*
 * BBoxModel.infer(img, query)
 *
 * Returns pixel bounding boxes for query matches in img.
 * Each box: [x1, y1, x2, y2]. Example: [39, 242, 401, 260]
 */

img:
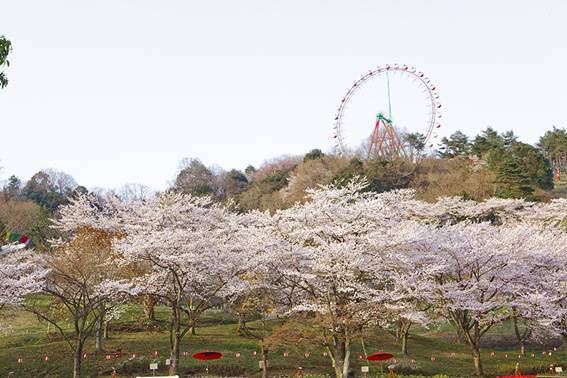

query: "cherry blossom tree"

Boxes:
[518, 236, 567, 345]
[16, 194, 131, 378]
[262, 181, 430, 378]
[383, 263, 432, 356]
[414, 222, 567, 377]
[398, 193, 567, 226]
[112, 192, 259, 375]
[264, 182, 567, 377]
[0, 249, 47, 312]
[504, 233, 567, 355]
[23, 226, 130, 378]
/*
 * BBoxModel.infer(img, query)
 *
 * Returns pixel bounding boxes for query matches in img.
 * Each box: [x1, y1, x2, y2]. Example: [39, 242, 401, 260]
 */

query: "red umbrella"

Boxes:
[192, 351, 223, 360]
[367, 352, 394, 361]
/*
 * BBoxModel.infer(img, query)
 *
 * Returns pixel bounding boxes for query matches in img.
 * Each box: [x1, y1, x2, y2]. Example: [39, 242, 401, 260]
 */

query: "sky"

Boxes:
[1, 0, 566, 190]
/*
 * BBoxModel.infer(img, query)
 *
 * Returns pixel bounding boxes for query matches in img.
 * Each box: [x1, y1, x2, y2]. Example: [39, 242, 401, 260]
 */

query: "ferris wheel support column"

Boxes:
[368, 114, 407, 159]
[367, 117, 381, 157]
[375, 119, 389, 157]
[387, 123, 407, 158]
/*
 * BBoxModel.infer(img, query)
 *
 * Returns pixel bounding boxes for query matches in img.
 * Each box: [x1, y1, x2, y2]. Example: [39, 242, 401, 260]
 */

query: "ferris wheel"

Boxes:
[332, 64, 442, 159]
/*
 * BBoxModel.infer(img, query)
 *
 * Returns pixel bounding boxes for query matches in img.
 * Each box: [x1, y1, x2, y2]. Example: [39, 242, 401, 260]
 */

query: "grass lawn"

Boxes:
[0, 305, 564, 377]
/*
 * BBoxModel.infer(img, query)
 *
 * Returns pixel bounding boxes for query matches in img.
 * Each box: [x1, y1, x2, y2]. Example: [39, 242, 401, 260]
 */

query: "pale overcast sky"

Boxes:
[1, 0, 566, 190]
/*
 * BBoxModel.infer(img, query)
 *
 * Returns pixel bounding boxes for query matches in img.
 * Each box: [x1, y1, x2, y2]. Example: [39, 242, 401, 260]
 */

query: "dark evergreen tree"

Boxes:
[538, 126, 567, 166]
[471, 127, 504, 157]
[258, 170, 290, 193]
[404, 132, 426, 159]
[511, 142, 553, 191]
[303, 148, 325, 162]
[501, 130, 518, 149]
[244, 165, 257, 177]
[3, 175, 21, 200]
[437, 131, 470, 158]
[495, 155, 534, 199]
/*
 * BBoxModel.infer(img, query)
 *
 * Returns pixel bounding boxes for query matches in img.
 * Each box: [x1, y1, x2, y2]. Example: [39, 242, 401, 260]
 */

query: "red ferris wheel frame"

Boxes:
[332, 64, 442, 156]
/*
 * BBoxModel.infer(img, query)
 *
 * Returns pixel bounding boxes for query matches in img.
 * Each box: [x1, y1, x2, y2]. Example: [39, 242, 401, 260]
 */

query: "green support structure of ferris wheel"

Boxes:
[376, 112, 392, 124]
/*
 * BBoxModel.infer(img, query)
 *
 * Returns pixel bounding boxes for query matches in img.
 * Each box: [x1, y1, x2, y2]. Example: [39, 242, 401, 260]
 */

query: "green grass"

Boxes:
[0, 305, 564, 377]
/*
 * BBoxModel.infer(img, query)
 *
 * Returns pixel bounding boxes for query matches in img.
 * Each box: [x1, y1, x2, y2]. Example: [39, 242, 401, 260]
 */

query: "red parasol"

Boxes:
[367, 352, 394, 361]
[192, 351, 223, 360]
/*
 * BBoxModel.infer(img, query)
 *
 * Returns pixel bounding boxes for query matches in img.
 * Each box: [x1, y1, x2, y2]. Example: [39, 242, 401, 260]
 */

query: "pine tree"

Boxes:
[303, 148, 324, 162]
[437, 131, 470, 158]
[3, 175, 21, 200]
[495, 155, 534, 199]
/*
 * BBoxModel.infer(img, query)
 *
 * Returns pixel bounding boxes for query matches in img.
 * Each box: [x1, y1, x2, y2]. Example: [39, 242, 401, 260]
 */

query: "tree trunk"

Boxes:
[236, 313, 242, 333]
[360, 335, 368, 359]
[512, 311, 529, 355]
[333, 336, 344, 378]
[143, 295, 156, 321]
[236, 313, 247, 334]
[187, 297, 196, 335]
[103, 320, 109, 340]
[331, 334, 351, 378]
[260, 343, 268, 378]
[258, 312, 269, 378]
[472, 346, 484, 378]
[450, 317, 465, 344]
[400, 320, 411, 355]
[169, 306, 181, 375]
[73, 338, 84, 378]
[333, 360, 343, 377]
[401, 330, 409, 355]
[342, 337, 351, 378]
[95, 306, 105, 352]
[452, 313, 485, 378]
[455, 324, 465, 344]
[169, 333, 181, 375]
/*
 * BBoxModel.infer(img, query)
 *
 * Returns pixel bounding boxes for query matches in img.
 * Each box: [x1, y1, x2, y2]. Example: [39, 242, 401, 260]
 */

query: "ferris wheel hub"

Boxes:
[376, 113, 392, 123]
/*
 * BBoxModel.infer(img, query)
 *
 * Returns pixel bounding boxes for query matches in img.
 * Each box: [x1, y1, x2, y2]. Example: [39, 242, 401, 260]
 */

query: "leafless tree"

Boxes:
[117, 183, 152, 203]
